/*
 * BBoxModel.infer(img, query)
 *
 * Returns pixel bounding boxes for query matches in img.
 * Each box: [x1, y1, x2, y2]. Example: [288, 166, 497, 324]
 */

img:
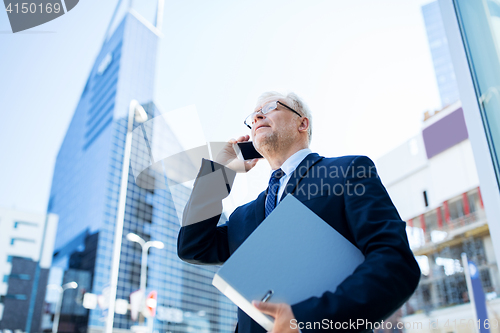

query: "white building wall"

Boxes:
[427, 140, 479, 205]
[377, 137, 479, 221]
[386, 167, 432, 221]
[377, 134, 428, 187]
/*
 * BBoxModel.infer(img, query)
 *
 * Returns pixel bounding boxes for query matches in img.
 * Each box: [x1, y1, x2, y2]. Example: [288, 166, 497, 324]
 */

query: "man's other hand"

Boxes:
[253, 301, 299, 333]
[215, 135, 259, 173]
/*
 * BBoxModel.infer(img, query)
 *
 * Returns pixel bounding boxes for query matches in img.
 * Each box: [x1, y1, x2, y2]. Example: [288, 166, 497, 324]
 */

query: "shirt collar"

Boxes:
[272, 148, 313, 177]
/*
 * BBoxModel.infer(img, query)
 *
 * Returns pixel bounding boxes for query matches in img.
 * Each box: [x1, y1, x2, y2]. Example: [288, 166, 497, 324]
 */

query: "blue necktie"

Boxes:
[265, 168, 285, 217]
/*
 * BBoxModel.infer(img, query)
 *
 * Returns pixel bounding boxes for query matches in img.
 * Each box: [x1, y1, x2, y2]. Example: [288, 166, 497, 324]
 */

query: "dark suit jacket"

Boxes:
[177, 153, 421, 333]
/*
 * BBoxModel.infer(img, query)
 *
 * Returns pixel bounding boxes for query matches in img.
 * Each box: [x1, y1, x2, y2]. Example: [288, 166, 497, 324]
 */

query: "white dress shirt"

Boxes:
[271, 148, 312, 202]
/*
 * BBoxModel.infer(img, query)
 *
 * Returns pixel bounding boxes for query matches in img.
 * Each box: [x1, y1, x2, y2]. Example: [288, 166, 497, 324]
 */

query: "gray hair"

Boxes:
[256, 91, 313, 143]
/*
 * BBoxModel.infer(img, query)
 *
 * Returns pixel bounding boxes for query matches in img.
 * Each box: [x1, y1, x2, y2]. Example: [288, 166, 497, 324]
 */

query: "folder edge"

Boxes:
[212, 273, 274, 331]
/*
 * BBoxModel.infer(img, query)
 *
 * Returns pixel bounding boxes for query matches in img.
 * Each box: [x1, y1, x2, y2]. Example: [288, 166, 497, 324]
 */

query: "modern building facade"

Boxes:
[438, 0, 500, 306]
[0, 207, 58, 332]
[422, 1, 460, 108]
[46, 4, 236, 333]
[376, 103, 500, 332]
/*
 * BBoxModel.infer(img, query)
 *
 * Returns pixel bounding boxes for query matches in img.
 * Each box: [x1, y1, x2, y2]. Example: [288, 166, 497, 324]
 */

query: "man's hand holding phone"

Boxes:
[215, 135, 261, 173]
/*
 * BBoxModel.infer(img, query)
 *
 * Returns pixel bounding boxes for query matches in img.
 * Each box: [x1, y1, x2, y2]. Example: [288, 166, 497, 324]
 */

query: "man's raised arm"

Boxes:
[177, 135, 259, 265]
[177, 158, 236, 265]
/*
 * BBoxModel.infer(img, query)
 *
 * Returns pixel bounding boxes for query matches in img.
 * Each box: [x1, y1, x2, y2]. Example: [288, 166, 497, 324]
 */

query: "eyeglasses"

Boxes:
[244, 101, 302, 129]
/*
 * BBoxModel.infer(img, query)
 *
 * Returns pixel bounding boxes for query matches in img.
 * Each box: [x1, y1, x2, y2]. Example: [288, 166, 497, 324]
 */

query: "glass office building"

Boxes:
[422, 1, 461, 108]
[437, 0, 500, 301]
[47, 4, 236, 333]
[448, 0, 500, 188]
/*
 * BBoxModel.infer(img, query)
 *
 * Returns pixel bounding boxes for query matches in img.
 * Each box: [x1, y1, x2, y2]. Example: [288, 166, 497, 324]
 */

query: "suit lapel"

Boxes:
[280, 153, 324, 201]
[254, 190, 266, 227]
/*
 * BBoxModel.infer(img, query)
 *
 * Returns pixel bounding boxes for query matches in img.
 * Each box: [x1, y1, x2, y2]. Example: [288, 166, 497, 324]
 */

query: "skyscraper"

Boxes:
[422, 1, 461, 107]
[46, 4, 236, 333]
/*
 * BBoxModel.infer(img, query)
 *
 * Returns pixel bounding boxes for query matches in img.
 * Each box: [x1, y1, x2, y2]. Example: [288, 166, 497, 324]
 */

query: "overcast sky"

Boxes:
[0, 0, 440, 214]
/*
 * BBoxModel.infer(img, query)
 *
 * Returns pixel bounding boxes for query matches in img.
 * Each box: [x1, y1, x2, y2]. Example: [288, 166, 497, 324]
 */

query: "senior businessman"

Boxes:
[177, 91, 421, 333]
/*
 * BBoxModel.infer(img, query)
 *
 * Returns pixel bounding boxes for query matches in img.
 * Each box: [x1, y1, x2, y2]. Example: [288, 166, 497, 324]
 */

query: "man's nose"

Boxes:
[252, 112, 265, 124]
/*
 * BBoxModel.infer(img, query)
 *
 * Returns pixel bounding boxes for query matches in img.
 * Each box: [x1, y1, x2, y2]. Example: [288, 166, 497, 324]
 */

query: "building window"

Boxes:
[13, 221, 38, 229]
[10, 274, 30, 280]
[7, 255, 30, 262]
[3, 294, 27, 301]
[3, 275, 8, 283]
[448, 198, 465, 220]
[467, 191, 481, 214]
[10, 238, 35, 245]
[423, 190, 429, 207]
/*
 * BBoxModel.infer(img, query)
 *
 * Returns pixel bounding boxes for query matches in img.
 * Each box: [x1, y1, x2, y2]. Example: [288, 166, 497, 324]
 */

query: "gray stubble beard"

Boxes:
[255, 126, 296, 158]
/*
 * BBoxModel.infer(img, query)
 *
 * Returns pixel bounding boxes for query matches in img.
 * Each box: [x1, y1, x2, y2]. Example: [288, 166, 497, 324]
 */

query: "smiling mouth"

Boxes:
[255, 126, 270, 131]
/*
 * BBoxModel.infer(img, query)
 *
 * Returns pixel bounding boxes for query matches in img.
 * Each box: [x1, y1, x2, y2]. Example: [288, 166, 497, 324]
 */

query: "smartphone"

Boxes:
[235, 141, 263, 160]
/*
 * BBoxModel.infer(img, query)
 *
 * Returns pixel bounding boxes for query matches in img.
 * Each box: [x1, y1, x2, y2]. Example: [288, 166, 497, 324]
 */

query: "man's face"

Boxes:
[250, 99, 300, 154]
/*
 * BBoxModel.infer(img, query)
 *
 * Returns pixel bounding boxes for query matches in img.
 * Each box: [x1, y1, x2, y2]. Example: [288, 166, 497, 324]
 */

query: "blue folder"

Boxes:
[212, 195, 365, 331]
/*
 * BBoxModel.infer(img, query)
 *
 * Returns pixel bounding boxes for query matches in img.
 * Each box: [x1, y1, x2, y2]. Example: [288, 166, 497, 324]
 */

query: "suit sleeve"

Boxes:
[291, 156, 421, 332]
[177, 158, 237, 265]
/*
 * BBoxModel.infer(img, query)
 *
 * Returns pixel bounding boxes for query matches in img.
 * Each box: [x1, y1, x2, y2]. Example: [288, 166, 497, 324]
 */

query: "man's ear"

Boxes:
[298, 117, 309, 133]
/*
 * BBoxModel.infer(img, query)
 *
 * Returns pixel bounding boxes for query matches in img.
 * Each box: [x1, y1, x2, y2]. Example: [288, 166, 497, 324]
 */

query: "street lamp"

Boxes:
[127, 233, 164, 333]
[126, 233, 164, 296]
[105, 100, 148, 333]
[48, 281, 78, 333]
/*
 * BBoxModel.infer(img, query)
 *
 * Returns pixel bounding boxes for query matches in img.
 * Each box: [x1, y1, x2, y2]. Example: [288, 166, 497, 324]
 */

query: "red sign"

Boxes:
[145, 290, 157, 318]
